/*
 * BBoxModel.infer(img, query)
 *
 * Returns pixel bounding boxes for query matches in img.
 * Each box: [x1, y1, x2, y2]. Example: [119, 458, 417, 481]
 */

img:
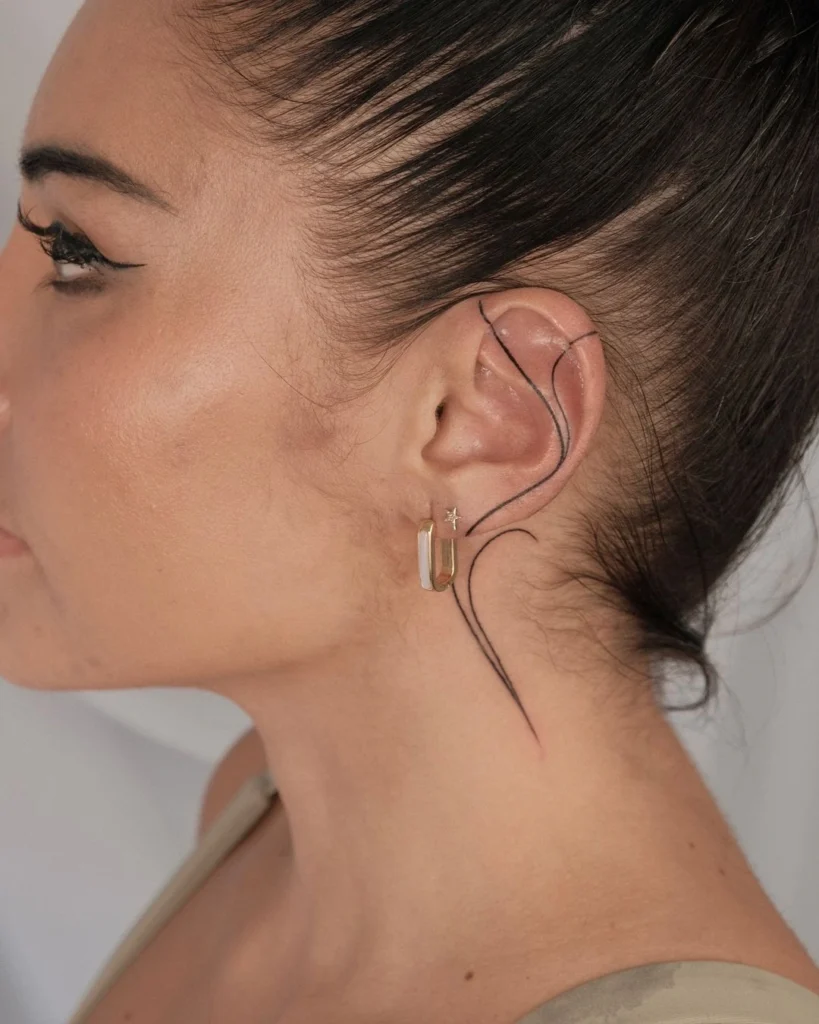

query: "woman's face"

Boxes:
[0, 0, 403, 691]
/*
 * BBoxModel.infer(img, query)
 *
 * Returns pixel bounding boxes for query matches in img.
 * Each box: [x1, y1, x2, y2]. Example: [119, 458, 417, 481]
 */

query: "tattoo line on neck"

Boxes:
[446, 299, 599, 741]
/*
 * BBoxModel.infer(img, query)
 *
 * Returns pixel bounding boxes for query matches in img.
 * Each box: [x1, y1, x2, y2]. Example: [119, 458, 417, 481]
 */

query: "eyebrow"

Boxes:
[18, 144, 177, 214]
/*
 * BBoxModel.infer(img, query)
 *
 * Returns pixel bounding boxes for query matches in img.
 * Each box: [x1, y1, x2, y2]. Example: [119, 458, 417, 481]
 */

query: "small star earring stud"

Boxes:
[444, 507, 462, 532]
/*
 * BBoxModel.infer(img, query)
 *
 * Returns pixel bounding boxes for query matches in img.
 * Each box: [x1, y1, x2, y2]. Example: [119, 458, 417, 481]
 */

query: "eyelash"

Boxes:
[16, 201, 143, 294]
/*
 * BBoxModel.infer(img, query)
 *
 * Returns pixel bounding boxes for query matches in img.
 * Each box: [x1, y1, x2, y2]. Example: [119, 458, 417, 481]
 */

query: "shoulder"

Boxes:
[197, 727, 269, 838]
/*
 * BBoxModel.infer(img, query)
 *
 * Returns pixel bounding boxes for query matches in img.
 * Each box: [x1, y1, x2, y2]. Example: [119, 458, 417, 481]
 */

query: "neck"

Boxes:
[208, 587, 812, 1023]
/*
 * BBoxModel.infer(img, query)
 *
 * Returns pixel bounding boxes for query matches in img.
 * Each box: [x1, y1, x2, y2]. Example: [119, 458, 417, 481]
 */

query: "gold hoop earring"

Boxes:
[418, 511, 459, 591]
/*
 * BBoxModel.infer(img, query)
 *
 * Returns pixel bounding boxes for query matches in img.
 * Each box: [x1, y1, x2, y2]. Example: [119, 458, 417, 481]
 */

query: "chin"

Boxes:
[0, 640, 111, 693]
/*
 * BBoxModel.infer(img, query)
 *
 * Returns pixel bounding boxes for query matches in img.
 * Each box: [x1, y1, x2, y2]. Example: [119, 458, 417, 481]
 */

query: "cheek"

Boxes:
[4, 301, 353, 689]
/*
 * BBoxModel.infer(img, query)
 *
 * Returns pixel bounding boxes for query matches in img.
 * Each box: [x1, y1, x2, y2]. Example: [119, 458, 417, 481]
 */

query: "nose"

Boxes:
[0, 220, 19, 316]
[0, 216, 32, 342]
[0, 220, 27, 418]
[0, 212, 24, 274]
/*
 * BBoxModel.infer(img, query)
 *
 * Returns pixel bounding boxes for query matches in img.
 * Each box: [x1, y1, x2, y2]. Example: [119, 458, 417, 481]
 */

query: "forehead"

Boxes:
[23, 0, 237, 208]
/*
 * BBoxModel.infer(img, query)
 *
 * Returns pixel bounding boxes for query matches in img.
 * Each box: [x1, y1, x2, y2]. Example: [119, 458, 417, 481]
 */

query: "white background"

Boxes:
[0, 4, 817, 1023]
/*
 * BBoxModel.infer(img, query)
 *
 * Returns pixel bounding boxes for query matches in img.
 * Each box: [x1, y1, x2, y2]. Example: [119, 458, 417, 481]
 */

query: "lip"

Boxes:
[0, 525, 29, 556]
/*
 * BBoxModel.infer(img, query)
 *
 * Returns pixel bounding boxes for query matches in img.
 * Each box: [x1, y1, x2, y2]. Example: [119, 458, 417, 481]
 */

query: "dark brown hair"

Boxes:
[176, 0, 819, 715]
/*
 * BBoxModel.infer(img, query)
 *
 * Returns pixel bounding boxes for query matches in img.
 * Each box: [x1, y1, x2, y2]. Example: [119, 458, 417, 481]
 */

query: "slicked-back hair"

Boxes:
[176, 0, 819, 713]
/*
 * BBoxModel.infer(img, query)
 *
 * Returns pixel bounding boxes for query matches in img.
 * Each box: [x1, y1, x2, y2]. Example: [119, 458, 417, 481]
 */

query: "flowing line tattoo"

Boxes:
[467, 301, 599, 536]
[451, 530, 541, 738]
[448, 299, 600, 741]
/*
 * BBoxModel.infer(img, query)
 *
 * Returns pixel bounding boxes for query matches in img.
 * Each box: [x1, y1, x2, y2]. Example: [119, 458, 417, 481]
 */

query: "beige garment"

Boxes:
[67, 770, 819, 1024]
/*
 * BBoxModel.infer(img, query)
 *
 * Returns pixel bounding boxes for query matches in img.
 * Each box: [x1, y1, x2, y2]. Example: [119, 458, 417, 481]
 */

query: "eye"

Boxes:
[15, 201, 144, 294]
[48, 259, 108, 296]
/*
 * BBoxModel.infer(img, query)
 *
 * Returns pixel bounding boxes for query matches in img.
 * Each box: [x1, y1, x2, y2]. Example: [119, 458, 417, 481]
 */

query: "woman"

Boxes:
[3, 0, 819, 1021]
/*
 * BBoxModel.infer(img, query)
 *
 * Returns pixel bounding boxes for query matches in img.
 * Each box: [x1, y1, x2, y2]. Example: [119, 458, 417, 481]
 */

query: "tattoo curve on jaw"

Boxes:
[448, 299, 599, 742]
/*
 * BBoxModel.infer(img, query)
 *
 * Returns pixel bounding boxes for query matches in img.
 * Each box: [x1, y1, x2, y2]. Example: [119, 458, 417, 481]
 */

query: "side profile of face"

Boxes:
[0, 0, 606, 695]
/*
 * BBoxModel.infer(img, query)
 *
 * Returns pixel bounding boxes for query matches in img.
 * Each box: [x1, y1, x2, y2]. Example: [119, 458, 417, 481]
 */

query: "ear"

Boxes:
[418, 287, 606, 538]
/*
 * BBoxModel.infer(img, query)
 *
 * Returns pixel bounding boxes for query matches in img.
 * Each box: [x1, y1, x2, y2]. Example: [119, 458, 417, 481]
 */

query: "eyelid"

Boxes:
[15, 201, 146, 270]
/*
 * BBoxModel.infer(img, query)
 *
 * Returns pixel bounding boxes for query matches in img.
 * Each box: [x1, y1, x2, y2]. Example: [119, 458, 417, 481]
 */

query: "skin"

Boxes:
[2, 0, 818, 1021]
